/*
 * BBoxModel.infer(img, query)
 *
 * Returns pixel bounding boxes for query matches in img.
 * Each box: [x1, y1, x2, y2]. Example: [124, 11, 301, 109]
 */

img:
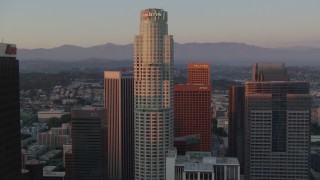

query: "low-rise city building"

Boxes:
[166, 149, 240, 180]
[217, 117, 229, 134]
[38, 110, 63, 122]
[37, 123, 71, 149]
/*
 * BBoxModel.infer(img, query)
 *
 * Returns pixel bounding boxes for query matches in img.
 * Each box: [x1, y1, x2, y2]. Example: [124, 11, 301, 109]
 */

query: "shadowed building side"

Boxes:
[0, 43, 21, 180]
[104, 71, 134, 180]
[228, 85, 245, 174]
[65, 109, 105, 180]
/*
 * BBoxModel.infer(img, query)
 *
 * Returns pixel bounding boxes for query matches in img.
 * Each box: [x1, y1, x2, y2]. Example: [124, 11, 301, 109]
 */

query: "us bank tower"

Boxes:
[134, 8, 174, 179]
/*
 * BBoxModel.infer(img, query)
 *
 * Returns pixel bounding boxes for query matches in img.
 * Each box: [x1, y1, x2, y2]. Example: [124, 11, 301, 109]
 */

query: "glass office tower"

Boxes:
[245, 63, 311, 180]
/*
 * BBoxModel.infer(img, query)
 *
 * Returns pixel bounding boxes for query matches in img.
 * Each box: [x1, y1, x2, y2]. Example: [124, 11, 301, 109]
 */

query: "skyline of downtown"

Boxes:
[1, 0, 320, 49]
[0, 4, 318, 180]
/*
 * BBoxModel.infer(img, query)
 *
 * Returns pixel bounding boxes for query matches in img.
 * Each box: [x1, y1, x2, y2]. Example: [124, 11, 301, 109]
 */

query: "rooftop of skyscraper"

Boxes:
[170, 150, 239, 166]
[252, 62, 290, 82]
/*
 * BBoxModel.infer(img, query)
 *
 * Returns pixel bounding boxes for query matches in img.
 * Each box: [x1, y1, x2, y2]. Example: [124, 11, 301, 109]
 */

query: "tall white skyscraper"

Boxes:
[134, 8, 174, 179]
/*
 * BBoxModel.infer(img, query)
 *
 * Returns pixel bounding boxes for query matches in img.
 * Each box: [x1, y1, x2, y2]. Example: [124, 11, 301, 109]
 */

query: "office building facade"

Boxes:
[0, 43, 21, 180]
[174, 84, 212, 151]
[134, 8, 174, 179]
[104, 71, 134, 179]
[228, 86, 245, 174]
[65, 109, 105, 180]
[187, 62, 210, 84]
[244, 63, 311, 180]
[174, 62, 212, 153]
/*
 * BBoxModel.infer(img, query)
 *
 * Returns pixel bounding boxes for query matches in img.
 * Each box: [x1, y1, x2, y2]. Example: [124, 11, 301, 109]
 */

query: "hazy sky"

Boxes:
[1, 0, 320, 49]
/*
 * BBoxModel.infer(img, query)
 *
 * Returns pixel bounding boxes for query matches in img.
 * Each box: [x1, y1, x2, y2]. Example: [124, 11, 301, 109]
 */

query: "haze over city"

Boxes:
[1, 0, 320, 49]
[2, 1, 320, 180]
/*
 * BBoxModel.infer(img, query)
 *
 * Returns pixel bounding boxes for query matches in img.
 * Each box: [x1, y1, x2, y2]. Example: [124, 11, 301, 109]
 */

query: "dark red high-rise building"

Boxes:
[174, 63, 212, 152]
[174, 84, 212, 151]
[187, 62, 210, 84]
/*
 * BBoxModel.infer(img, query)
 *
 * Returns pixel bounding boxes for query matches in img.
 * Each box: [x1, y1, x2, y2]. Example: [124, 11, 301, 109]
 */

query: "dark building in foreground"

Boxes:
[104, 71, 134, 180]
[25, 160, 43, 180]
[228, 85, 245, 174]
[244, 63, 311, 180]
[0, 43, 21, 180]
[65, 109, 105, 180]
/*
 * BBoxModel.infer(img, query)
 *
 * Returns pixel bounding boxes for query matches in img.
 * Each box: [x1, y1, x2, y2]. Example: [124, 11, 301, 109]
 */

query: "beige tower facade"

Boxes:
[104, 71, 134, 179]
[134, 8, 174, 179]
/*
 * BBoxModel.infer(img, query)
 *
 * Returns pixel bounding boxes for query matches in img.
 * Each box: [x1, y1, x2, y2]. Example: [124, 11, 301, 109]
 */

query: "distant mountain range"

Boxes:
[19, 58, 133, 73]
[18, 42, 320, 66]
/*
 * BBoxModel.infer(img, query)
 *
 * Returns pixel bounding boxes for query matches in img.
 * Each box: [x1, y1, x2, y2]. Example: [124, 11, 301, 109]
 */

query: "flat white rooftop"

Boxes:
[184, 162, 213, 172]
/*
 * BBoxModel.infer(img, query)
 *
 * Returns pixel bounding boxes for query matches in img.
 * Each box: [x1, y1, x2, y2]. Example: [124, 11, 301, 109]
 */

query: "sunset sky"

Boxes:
[1, 0, 320, 49]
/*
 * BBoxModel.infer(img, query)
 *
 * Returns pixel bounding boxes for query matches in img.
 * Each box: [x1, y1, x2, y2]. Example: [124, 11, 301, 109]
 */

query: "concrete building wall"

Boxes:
[166, 149, 176, 180]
